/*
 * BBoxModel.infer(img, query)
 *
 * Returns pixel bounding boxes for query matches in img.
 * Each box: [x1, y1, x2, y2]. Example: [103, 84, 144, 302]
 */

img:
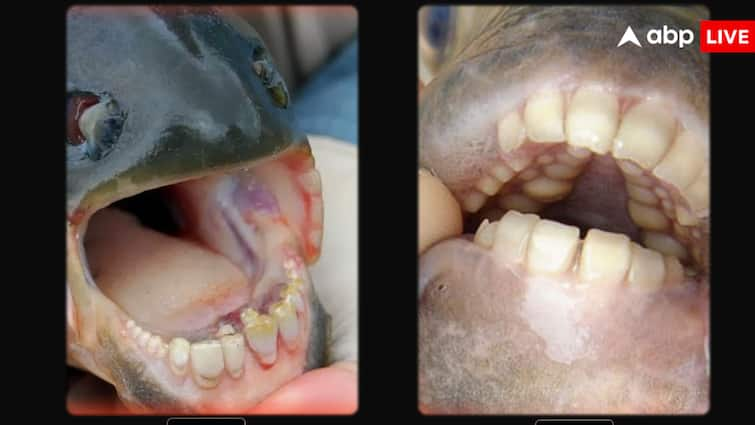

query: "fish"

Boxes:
[66, 6, 329, 413]
[418, 6, 709, 413]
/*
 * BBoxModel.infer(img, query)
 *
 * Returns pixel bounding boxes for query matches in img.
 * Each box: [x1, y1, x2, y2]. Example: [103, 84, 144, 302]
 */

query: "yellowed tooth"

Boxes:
[524, 89, 566, 142]
[526, 219, 580, 275]
[220, 334, 245, 379]
[147, 335, 163, 357]
[475, 174, 503, 196]
[490, 164, 515, 183]
[626, 184, 658, 206]
[684, 168, 709, 213]
[613, 100, 676, 169]
[492, 210, 540, 264]
[566, 86, 620, 154]
[270, 300, 299, 348]
[497, 111, 526, 152]
[240, 307, 259, 326]
[653, 130, 707, 190]
[675, 205, 699, 226]
[461, 190, 487, 213]
[522, 177, 573, 202]
[579, 229, 631, 285]
[628, 200, 670, 231]
[281, 286, 305, 312]
[627, 243, 665, 293]
[190, 340, 224, 388]
[473, 219, 497, 249]
[664, 255, 685, 287]
[244, 314, 278, 365]
[498, 193, 544, 213]
[168, 337, 191, 377]
[298, 169, 322, 195]
[543, 163, 581, 180]
[643, 231, 688, 262]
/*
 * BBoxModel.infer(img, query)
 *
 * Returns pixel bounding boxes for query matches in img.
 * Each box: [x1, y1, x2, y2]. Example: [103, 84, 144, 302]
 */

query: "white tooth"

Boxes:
[220, 334, 245, 379]
[244, 314, 278, 365]
[216, 324, 235, 338]
[78, 101, 108, 142]
[537, 154, 555, 165]
[298, 169, 322, 195]
[626, 184, 658, 205]
[190, 340, 224, 388]
[490, 164, 515, 183]
[643, 231, 688, 261]
[492, 210, 540, 264]
[675, 205, 699, 226]
[461, 190, 487, 213]
[156, 343, 167, 359]
[498, 193, 543, 213]
[566, 86, 620, 154]
[522, 177, 573, 202]
[475, 174, 503, 196]
[497, 111, 526, 152]
[578, 229, 631, 285]
[281, 286, 305, 312]
[613, 100, 676, 169]
[524, 89, 566, 142]
[628, 200, 670, 231]
[270, 300, 299, 348]
[683, 168, 709, 213]
[147, 335, 163, 356]
[129, 325, 143, 340]
[627, 243, 665, 293]
[126, 320, 135, 330]
[617, 159, 644, 176]
[526, 219, 580, 275]
[653, 130, 707, 190]
[168, 338, 191, 377]
[138, 330, 151, 348]
[473, 219, 497, 249]
[310, 197, 323, 226]
[543, 163, 581, 180]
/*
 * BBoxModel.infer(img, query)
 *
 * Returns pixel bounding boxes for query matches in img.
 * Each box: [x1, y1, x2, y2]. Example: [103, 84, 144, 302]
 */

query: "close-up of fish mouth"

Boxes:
[418, 5, 709, 414]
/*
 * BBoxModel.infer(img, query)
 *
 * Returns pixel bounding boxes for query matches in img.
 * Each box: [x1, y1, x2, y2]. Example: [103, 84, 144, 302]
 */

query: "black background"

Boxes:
[9, 0, 752, 423]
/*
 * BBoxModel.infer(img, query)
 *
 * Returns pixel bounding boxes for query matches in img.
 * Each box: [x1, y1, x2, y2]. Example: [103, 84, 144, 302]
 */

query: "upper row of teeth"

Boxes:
[123, 270, 305, 389]
[466, 85, 709, 218]
[474, 210, 688, 293]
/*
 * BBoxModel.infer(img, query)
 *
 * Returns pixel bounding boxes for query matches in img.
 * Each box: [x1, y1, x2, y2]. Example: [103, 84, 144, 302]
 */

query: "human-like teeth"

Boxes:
[128, 324, 142, 340]
[270, 300, 299, 348]
[497, 111, 526, 152]
[643, 231, 688, 261]
[281, 286, 305, 312]
[684, 168, 709, 213]
[627, 200, 669, 231]
[578, 228, 631, 285]
[543, 163, 581, 180]
[78, 100, 108, 142]
[492, 210, 539, 264]
[461, 190, 487, 213]
[675, 205, 699, 226]
[522, 177, 573, 202]
[565, 86, 619, 154]
[473, 219, 497, 249]
[626, 184, 658, 205]
[613, 100, 676, 169]
[168, 337, 191, 377]
[147, 335, 164, 357]
[137, 329, 151, 348]
[627, 243, 665, 293]
[298, 169, 322, 195]
[653, 130, 707, 190]
[243, 312, 278, 365]
[490, 164, 515, 183]
[519, 168, 540, 181]
[524, 89, 565, 142]
[617, 159, 644, 176]
[220, 334, 245, 379]
[498, 193, 543, 213]
[475, 174, 503, 196]
[526, 219, 580, 275]
[664, 255, 684, 286]
[566, 145, 592, 159]
[190, 340, 225, 388]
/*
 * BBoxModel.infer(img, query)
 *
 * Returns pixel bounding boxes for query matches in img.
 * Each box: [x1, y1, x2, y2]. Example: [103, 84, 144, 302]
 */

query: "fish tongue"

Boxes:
[83, 208, 251, 337]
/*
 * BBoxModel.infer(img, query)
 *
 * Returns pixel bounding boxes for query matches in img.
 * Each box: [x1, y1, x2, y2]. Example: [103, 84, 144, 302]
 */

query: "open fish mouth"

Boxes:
[67, 149, 327, 413]
[418, 6, 709, 414]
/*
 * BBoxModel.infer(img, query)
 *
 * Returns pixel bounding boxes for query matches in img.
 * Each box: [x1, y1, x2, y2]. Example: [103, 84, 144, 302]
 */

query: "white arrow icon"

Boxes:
[618, 26, 642, 47]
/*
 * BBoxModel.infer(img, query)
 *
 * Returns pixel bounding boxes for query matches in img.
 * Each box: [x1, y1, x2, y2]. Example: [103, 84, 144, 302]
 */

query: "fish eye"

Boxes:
[66, 91, 126, 161]
[419, 6, 454, 83]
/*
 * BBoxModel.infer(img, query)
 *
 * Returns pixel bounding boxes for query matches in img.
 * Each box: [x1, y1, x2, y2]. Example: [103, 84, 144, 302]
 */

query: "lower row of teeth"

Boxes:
[123, 274, 305, 389]
[473, 210, 691, 293]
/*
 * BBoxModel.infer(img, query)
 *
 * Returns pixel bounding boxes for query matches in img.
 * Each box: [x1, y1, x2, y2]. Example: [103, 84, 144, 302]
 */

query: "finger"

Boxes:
[418, 169, 462, 255]
[248, 363, 358, 414]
